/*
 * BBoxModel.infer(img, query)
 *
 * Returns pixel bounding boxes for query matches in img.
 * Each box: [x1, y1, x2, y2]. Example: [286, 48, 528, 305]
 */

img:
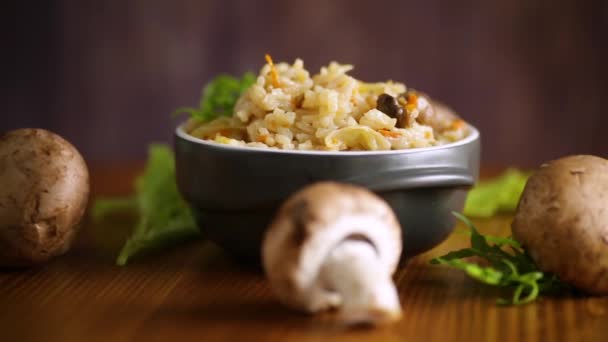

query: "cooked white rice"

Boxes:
[186, 58, 468, 151]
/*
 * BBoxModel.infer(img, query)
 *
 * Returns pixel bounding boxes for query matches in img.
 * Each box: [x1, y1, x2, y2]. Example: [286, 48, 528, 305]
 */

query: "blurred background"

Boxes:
[3, 0, 607, 166]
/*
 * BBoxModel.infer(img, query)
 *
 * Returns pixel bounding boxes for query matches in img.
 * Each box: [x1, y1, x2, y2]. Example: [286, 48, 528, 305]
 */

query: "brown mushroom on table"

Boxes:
[512, 155, 608, 294]
[262, 182, 403, 326]
[0, 128, 89, 267]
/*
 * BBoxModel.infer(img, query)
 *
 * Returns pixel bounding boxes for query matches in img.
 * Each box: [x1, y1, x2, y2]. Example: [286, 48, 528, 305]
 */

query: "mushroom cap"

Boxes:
[0, 128, 90, 267]
[512, 155, 608, 294]
[420, 99, 459, 133]
[262, 182, 402, 312]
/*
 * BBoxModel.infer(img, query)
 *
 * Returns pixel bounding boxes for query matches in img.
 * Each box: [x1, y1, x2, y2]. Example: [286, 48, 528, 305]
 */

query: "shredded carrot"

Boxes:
[256, 134, 268, 143]
[265, 54, 280, 88]
[407, 93, 418, 105]
[379, 129, 401, 138]
[404, 92, 418, 113]
[450, 119, 465, 130]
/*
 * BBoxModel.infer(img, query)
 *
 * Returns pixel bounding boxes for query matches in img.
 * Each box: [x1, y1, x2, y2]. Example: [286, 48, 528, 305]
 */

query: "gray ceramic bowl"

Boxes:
[175, 124, 480, 262]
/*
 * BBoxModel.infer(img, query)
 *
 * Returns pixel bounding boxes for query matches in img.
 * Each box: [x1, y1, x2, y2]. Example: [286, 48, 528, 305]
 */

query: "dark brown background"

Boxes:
[3, 0, 607, 165]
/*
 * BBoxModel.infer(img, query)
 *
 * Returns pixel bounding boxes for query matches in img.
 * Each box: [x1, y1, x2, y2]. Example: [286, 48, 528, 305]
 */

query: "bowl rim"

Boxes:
[175, 122, 480, 156]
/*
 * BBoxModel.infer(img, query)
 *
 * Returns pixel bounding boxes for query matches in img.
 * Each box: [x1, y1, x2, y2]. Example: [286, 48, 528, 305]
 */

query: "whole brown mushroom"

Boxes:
[512, 155, 608, 294]
[0, 128, 89, 267]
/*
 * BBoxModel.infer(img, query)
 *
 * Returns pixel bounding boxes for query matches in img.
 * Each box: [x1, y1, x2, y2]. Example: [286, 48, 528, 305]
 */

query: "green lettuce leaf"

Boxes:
[93, 71, 256, 265]
[173, 72, 256, 122]
[92, 145, 200, 265]
[464, 168, 530, 217]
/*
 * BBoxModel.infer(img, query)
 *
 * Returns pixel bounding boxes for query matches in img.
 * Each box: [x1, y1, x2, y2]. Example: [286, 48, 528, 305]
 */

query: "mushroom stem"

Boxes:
[320, 240, 402, 325]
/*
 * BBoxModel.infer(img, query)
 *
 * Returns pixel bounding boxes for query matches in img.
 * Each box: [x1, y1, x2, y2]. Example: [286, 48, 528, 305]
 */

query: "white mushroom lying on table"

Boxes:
[262, 182, 403, 326]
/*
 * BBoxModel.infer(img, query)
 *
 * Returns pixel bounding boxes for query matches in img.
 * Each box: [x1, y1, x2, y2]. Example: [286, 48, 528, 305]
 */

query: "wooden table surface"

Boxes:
[1, 164, 607, 342]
